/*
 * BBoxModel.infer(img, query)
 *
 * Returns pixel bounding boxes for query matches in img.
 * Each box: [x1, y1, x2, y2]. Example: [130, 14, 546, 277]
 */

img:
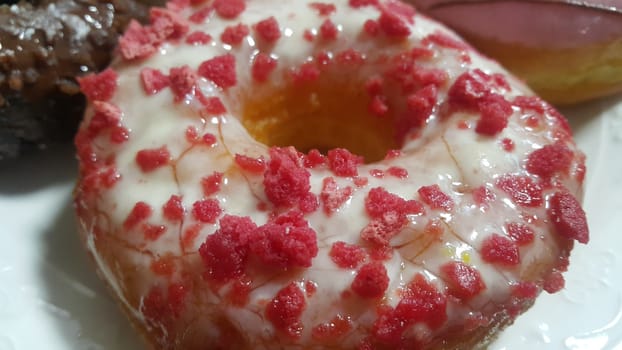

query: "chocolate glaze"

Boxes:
[0, 0, 153, 159]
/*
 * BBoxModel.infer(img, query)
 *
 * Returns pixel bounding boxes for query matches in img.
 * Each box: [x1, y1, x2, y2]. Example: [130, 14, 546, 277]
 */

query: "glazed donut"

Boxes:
[74, 0, 589, 349]
[0, 0, 159, 159]
[408, 0, 622, 105]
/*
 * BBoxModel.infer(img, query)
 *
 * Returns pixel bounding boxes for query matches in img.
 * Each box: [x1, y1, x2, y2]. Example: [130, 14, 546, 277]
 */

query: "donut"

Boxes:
[0, 0, 159, 159]
[407, 0, 622, 105]
[74, 0, 590, 348]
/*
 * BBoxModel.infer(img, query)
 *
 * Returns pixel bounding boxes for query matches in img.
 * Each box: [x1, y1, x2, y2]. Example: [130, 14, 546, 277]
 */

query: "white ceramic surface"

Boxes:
[0, 94, 621, 349]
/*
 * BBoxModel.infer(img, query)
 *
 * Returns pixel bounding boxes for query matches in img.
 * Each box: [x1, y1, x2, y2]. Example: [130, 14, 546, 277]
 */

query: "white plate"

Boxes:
[0, 95, 621, 349]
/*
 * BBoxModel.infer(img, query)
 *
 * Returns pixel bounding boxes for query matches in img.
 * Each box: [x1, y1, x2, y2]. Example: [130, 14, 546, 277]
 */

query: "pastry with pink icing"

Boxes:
[74, 0, 589, 348]
[407, 0, 622, 104]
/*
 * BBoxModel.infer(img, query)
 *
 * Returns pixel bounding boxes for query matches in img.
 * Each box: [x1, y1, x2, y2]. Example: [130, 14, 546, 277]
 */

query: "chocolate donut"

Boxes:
[0, 0, 154, 159]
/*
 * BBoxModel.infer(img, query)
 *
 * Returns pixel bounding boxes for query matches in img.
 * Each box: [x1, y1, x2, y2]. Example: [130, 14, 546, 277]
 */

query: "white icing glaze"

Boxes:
[74, 0, 587, 348]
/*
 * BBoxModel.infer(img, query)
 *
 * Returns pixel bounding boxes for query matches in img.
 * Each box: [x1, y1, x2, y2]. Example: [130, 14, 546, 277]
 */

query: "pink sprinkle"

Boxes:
[329, 241, 366, 269]
[378, 10, 410, 37]
[140, 68, 170, 95]
[263, 147, 311, 207]
[254, 17, 281, 43]
[185, 31, 212, 45]
[327, 148, 363, 177]
[386, 166, 408, 179]
[352, 262, 389, 298]
[422, 31, 469, 50]
[78, 68, 117, 101]
[320, 177, 354, 215]
[252, 53, 277, 82]
[440, 261, 486, 300]
[496, 175, 543, 207]
[319, 19, 338, 40]
[198, 95, 227, 115]
[201, 172, 223, 196]
[235, 154, 266, 173]
[481, 234, 520, 266]
[198, 54, 237, 88]
[136, 146, 171, 172]
[363, 19, 380, 36]
[548, 191, 589, 244]
[475, 94, 513, 136]
[418, 184, 454, 211]
[309, 2, 336, 16]
[124, 201, 152, 229]
[214, 0, 245, 19]
[169, 65, 197, 102]
[163, 195, 184, 221]
[506, 222, 535, 245]
[192, 198, 222, 223]
[221, 23, 250, 45]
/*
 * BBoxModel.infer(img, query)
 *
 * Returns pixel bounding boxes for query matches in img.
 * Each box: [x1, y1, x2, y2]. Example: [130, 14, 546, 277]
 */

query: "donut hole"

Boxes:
[241, 76, 399, 163]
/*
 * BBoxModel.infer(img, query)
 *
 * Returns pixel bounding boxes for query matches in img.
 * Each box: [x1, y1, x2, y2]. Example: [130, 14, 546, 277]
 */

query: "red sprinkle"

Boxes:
[192, 198, 222, 223]
[304, 149, 327, 168]
[548, 191, 589, 244]
[422, 31, 469, 50]
[397, 274, 447, 329]
[199, 215, 256, 282]
[475, 94, 513, 136]
[135, 146, 171, 172]
[266, 283, 306, 339]
[169, 65, 197, 102]
[378, 9, 411, 37]
[140, 68, 170, 95]
[150, 255, 176, 276]
[472, 186, 495, 207]
[249, 210, 318, 269]
[320, 177, 354, 215]
[251, 53, 277, 83]
[440, 261, 486, 300]
[506, 222, 535, 245]
[526, 143, 573, 179]
[88, 101, 121, 137]
[143, 224, 167, 241]
[330, 241, 366, 269]
[214, 0, 245, 19]
[163, 195, 185, 221]
[481, 234, 520, 266]
[501, 138, 515, 152]
[198, 54, 237, 89]
[254, 17, 281, 43]
[351, 262, 389, 298]
[221, 23, 250, 45]
[309, 2, 337, 16]
[291, 62, 321, 84]
[150, 7, 190, 41]
[124, 201, 152, 229]
[319, 19, 338, 40]
[235, 154, 266, 173]
[386, 166, 408, 179]
[363, 19, 380, 36]
[78, 68, 117, 101]
[228, 276, 252, 306]
[201, 172, 223, 196]
[199, 95, 227, 115]
[349, 0, 379, 7]
[327, 148, 363, 177]
[448, 69, 493, 111]
[543, 271, 565, 293]
[185, 30, 212, 45]
[312, 315, 352, 341]
[264, 147, 311, 207]
[511, 281, 539, 299]
[418, 184, 454, 211]
[118, 20, 158, 60]
[188, 6, 213, 24]
[496, 175, 543, 207]
[202, 133, 218, 146]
